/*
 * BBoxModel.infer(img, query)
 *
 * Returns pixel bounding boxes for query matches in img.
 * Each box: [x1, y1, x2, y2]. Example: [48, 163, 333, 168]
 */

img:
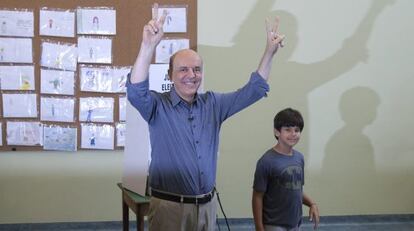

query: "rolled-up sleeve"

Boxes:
[215, 72, 269, 122]
[249, 71, 270, 96]
[126, 73, 156, 122]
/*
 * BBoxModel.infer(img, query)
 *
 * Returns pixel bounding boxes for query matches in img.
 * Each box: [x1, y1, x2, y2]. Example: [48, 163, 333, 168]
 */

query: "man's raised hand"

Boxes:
[142, 3, 168, 47]
[265, 16, 285, 54]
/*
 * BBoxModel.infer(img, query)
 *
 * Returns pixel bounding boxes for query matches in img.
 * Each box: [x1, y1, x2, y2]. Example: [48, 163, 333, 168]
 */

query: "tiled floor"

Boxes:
[218, 215, 414, 231]
[1, 215, 413, 231]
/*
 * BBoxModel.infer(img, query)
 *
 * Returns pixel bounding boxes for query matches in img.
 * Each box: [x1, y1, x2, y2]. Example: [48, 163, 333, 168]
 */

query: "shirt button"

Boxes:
[201, 171, 204, 175]
[198, 155, 201, 159]
[196, 141, 199, 144]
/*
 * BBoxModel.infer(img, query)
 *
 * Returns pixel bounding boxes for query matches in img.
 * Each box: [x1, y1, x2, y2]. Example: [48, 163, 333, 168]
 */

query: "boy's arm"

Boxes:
[303, 192, 320, 230]
[252, 190, 265, 231]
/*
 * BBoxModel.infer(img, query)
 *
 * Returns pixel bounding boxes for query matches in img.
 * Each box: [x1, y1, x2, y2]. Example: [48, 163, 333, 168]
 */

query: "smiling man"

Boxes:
[126, 3, 285, 231]
[167, 49, 203, 103]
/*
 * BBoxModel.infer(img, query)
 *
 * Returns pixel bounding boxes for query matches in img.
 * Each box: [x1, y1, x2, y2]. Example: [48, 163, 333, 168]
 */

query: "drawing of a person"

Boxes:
[92, 16, 99, 31]
[1, 21, 6, 34]
[89, 47, 94, 59]
[49, 78, 61, 90]
[23, 125, 37, 144]
[166, 13, 172, 25]
[118, 75, 126, 91]
[87, 71, 96, 88]
[0, 47, 4, 61]
[86, 105, 93, 122]
[86, 108, 93, 122]
[51, 104, 55, 117]
[90, 133, 96, 146]
[169, 42, 174, 55]
[101, 71, 111, 91]
[55, 53, 64, 68]
[21, 76, 31, 90]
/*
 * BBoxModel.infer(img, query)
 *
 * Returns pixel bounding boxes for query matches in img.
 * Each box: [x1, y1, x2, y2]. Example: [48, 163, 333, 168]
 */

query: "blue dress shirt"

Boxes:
[127, 72, 269, 195]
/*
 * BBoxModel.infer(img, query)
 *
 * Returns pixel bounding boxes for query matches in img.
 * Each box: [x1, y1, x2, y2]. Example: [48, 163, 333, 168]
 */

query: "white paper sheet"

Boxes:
[154, 7, 187, 33]
[40, 69, 75, 95]
[0, 65, 35, 90]
[79, 97, 114, 122]
[6, 121, 43, 146]
[79, 66, 112, 92]
[81, 123, 114, 150]
[39, 9, 75, 37]
[2, 93, 37, 118]
[149, 64, 172, 93]
[43, 126, 77, 151]
[0, 38, 32, 63]
[112, 67, 130, 93]
[155, 38, 189, 63]
[40, 97, 75, 122]
[77, 37, 112, 64]
[79, 66, 130, 93]
[77, 8, 116, 35]
[41, 41, 77, 71]
[116, 123, 126, 147]
[119, 96, 126, 121]
[0, 10, 34, 37]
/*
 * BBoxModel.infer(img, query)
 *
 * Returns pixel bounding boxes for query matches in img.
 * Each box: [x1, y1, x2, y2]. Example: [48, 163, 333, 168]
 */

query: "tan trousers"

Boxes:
[148, 195, 217, 231]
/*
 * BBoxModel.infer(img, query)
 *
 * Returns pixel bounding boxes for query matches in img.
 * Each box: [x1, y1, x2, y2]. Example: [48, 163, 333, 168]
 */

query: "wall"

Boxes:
[0, 0, 413, 224]
[199, 0, 414, 217]
[0, 151, 123, 223]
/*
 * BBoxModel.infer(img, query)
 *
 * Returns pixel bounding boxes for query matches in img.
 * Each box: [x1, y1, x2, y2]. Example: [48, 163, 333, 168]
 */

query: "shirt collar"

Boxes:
[170, 87, 199, 107]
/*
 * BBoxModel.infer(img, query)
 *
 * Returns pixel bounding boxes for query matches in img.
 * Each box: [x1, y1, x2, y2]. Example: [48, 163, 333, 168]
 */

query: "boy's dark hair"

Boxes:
[274, 108, 304, 132]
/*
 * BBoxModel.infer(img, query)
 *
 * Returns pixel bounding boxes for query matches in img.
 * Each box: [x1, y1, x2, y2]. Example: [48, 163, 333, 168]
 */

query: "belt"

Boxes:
[151, 189, 215, 205]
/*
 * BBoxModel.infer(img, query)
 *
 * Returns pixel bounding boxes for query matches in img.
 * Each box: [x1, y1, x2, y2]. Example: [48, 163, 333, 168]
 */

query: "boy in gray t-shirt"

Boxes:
[252, 108, 319, 231]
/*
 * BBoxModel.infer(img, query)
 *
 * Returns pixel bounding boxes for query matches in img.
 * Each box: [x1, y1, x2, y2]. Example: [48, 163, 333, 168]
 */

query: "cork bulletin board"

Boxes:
[0, 0, 197, 151]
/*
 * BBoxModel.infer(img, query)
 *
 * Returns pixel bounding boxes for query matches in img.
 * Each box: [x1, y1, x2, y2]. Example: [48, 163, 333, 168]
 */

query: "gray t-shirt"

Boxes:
[253, 148, 304, 228]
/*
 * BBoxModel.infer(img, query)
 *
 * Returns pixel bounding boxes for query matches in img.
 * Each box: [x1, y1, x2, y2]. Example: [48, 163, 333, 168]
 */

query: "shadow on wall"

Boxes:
[199, 0, 395, 164]
[319, 85, 414, 214]
[321, 87, 380, 213]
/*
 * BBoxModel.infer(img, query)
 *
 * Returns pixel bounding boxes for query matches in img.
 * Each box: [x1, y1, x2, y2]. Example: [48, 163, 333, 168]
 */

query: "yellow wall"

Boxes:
[1, 0, 413, 224]
[199, 0, 414, 217]
[0, 151, 123, 223]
